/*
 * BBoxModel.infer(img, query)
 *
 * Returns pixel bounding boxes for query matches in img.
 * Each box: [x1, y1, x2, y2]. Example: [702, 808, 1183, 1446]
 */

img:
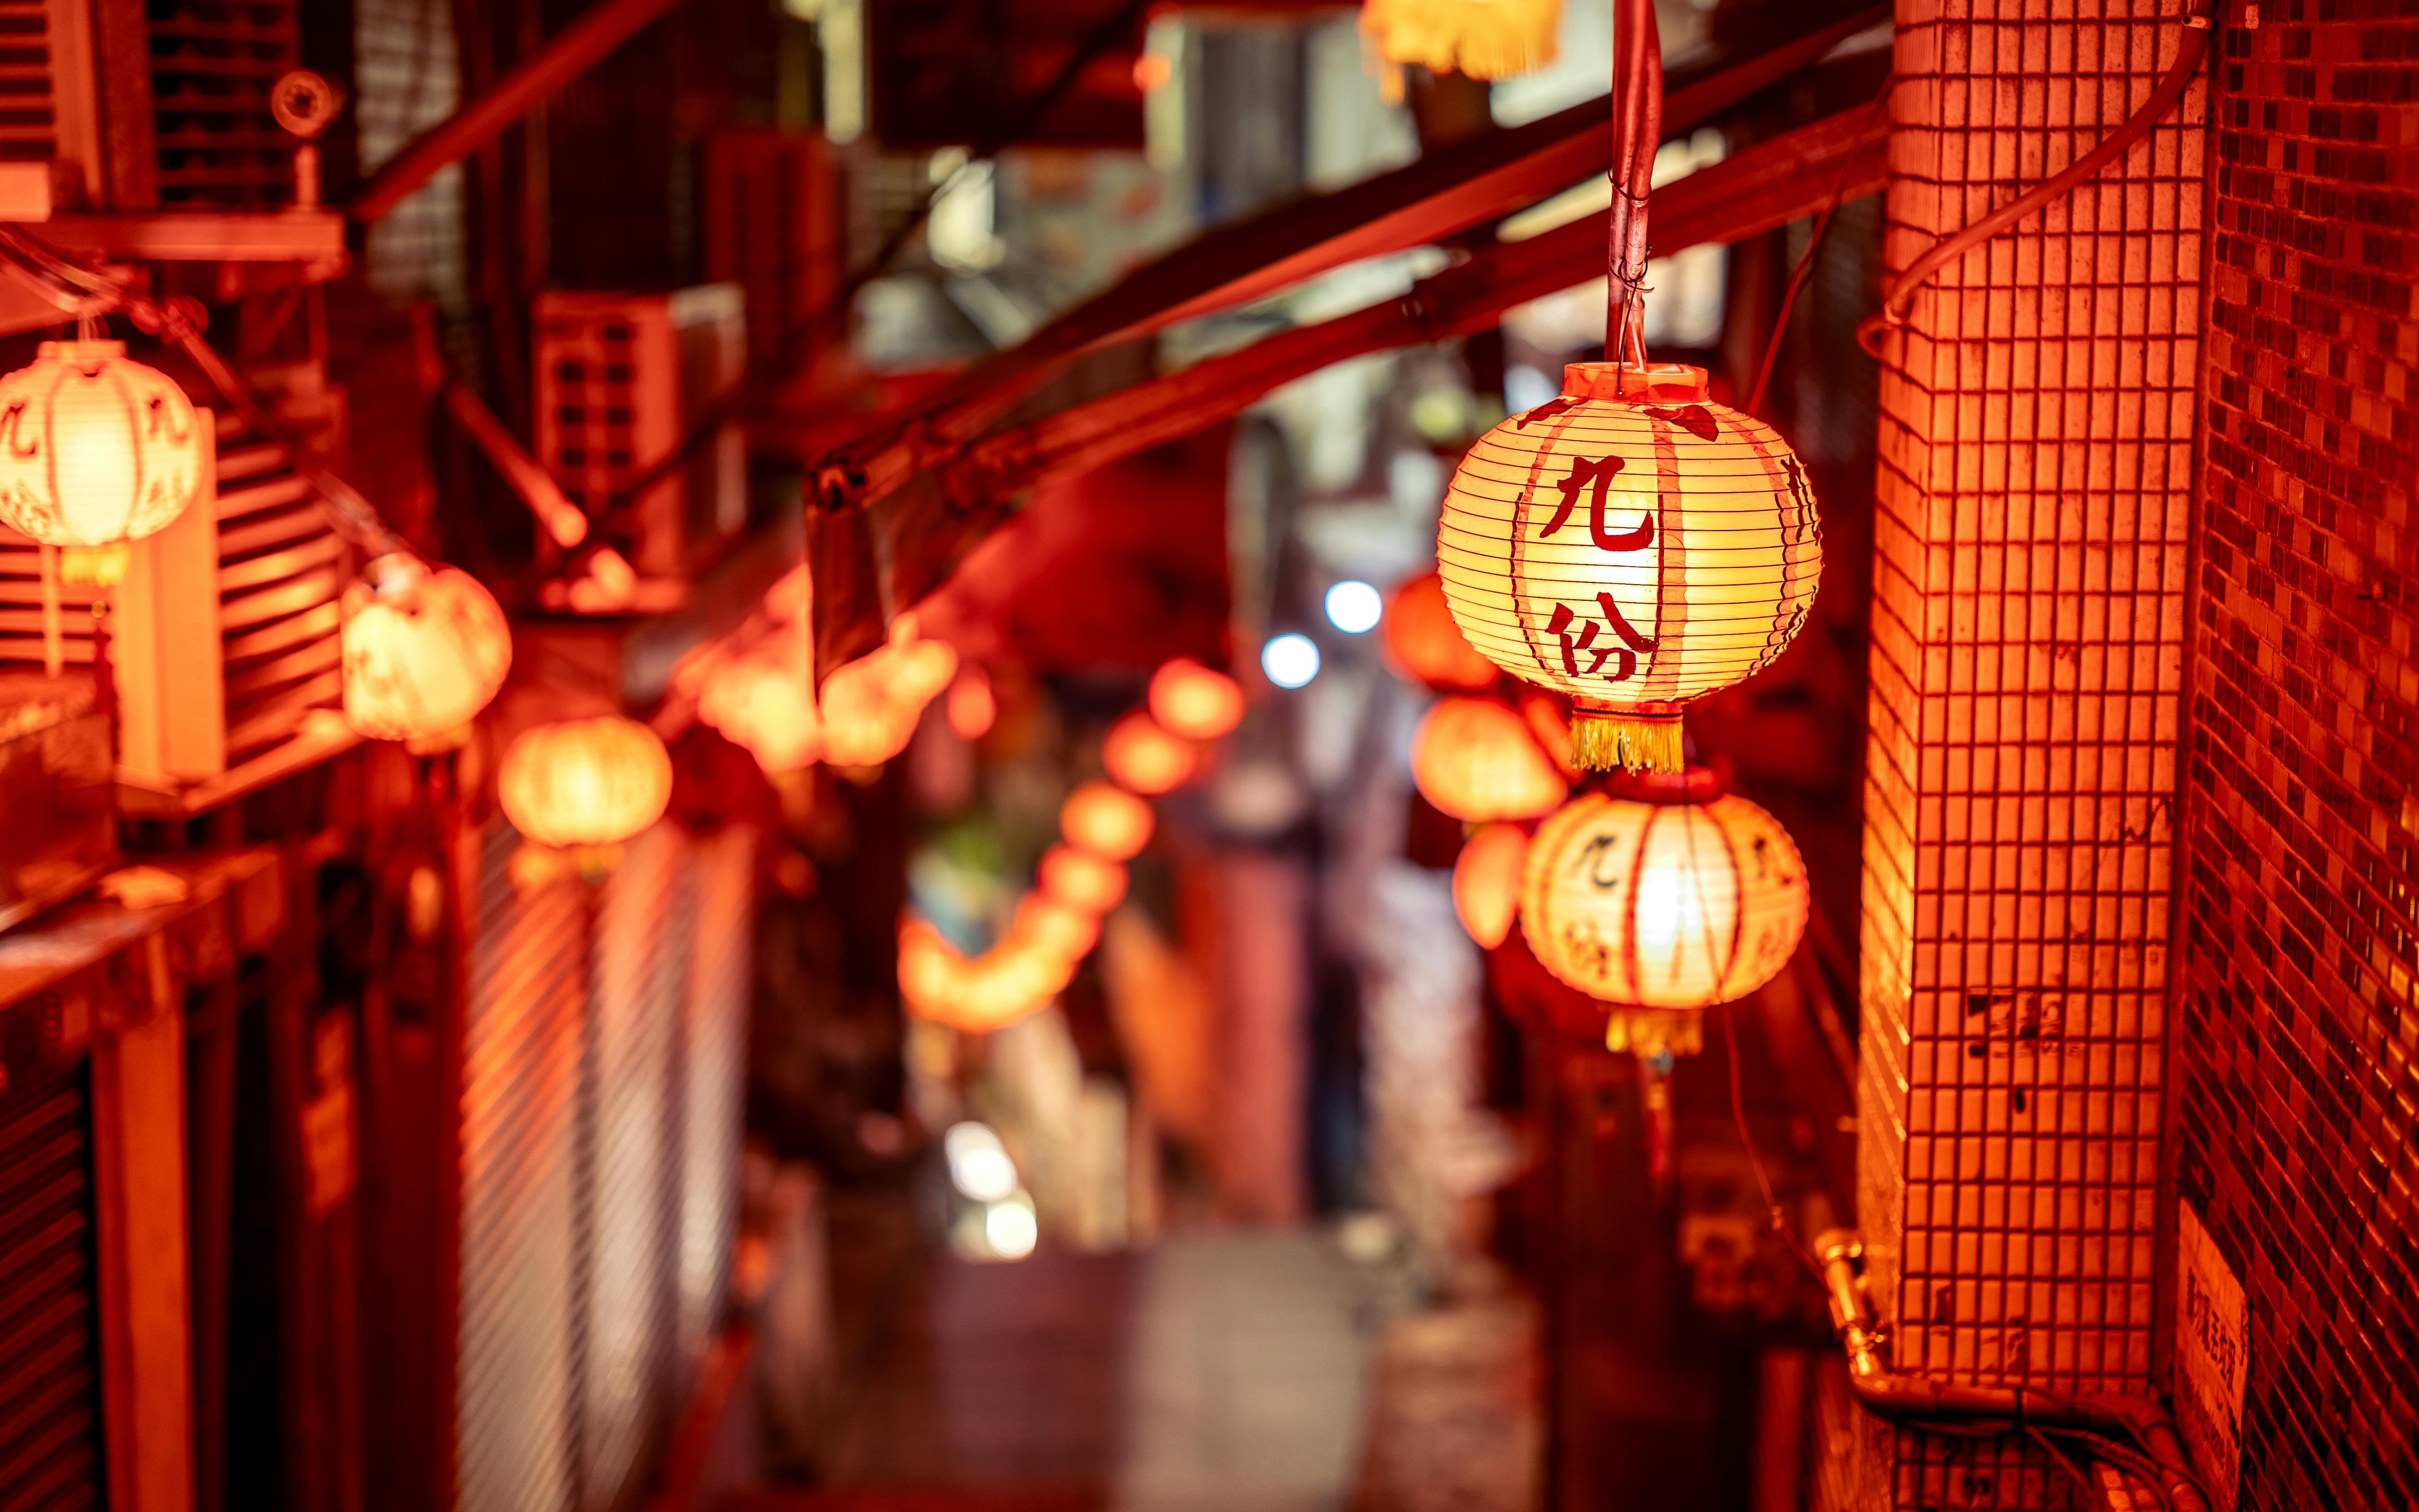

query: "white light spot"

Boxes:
[1262, 633, 1321, 689]
[984, 1198, 1038, 1258]
[1324, 580, 1382, 634]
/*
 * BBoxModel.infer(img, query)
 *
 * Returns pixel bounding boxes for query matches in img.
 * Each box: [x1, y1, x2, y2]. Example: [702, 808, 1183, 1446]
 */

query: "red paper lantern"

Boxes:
[1102, 711, 1196, 796]
[1411, 697, 1567, 822]
[0, 340, 207, 546]
[1382, 570, 1498, 692]
[1452, 822, 1529, 948]
[1038, 845, 1127, 914]
[498, 716, 674, 849]
[339, 555, 513, 742]
[1148, 658, 1246, 740]
[1061, 780, 1154, 860]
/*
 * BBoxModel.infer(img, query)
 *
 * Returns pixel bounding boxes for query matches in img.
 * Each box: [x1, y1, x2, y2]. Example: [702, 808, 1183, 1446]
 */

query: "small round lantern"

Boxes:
[1382, 571, 1498, 692]
[1453, 822, 1530, 948]
[1009, 894, 1100, 962]
[821, 615, 957, 766]
[947, 665, 996, 741]
[1519, 769, 1807, 1009]
[0, 340, 208, 546]
[1102, 711, 1196, 796]
[1411, 696, 1566, 822]
[699, 656, 820, 774]
[498, 715, 674, 849]
[1038, 846, 1127, 914]
[1438, 362, 1821, 773]
[340, 555, 512, 742]
[1061, 780, 1154, 860]
[1148, 658, 1245, 741]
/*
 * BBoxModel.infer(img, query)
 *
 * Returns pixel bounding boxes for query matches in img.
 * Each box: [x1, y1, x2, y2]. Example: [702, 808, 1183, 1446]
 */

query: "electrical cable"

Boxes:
[1743, 76, 1892, 417]
[1719, 997, 1823, 1281]
[1855, 10, 2210, 358]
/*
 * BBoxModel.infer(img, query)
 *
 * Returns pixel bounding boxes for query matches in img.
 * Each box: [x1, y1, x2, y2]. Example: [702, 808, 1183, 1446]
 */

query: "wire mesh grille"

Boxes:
[0, 1073, 104, 1512]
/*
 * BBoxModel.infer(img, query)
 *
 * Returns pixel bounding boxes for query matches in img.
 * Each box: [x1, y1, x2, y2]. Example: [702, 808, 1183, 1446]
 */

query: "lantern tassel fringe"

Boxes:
[1571, 710, 1683, 775]
[1604, 1007, 1704, 1060]
[1361, 0, 1561, 103]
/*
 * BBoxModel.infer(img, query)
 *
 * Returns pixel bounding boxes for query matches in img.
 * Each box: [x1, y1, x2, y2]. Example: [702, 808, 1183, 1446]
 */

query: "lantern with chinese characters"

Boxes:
[1453, 822, 1530, 948]
[1148, 658, 1246, 741]
[1518, 769, 1806, 1008]
[498, 715, 674, 849]
[340, 556, 513, 742]
[1061, 780, 1153, 860]
[1038, 845, 1127, 914]
[1412, 696, 1567, 822]
[1382, 570, 1498, 691]
[1102, 711, 1195, 796]
[1437, 363, 1820, 773]
[0, 340, 208, 546]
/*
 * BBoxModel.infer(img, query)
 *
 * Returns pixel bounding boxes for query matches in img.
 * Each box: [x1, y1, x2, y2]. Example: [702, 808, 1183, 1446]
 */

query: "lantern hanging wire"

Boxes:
[1603, 0, 1659, 377]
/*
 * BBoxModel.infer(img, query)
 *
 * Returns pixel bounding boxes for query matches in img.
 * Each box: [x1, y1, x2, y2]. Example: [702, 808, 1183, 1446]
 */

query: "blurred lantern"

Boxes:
[1411, 696, 1566, 822]
[1102, 711, 1195, 796]
[901, 920, 1073, 1034]
[339, 555, 512, 742]
[1381, 571, 1498, 692]
[946, 664, 996, 741]
[1061, 780, 1154, 860]
[0, 340, 207, 546]
[699, 655, 820, 774]
[1359, 0, 1559, 100]
[1518, 688, 1578, 778]
[1519, 769, 1807, 1009]
[822, 613, 958, 766]
[1453, 823, 1530, 948]
[1149, 658, 1245, 740]
[1009, 893, 1100, 962]
[1437, 363, 1820, 773]
[1037, 845, 1127, 914]
[898, 918, 966, 1009]
[498, 715, 674, 849]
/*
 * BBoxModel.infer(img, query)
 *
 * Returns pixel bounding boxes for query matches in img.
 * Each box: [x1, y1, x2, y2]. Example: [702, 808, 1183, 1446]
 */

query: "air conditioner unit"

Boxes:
[532, 286, 747, 586]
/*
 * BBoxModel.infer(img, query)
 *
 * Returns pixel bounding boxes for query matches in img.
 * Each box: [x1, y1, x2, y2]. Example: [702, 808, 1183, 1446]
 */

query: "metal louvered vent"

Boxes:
[675, 827, 753, 1387]
[147, 0, 300, 207]
[458, 821, 585, 1512]
[0, 0, 58, 167]
[211, 401, 349, 765]
[0, 1074, 106, 1512]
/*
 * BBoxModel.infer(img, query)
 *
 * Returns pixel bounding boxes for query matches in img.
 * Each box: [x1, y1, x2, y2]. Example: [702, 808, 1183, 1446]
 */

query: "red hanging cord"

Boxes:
[1604, 0, 1661, 369]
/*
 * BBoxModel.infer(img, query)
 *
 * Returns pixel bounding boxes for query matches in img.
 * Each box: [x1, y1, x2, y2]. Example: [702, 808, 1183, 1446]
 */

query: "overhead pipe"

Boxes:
[350, 0, 690, 224]
[1815, 1230, 2211, 1512]
[1604, 0, 1660, 368]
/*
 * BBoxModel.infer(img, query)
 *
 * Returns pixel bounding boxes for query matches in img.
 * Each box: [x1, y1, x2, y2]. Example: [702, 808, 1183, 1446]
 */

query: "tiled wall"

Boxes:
[2173, 4, 2419, 1510]
[1856, 1, 2204, 1505]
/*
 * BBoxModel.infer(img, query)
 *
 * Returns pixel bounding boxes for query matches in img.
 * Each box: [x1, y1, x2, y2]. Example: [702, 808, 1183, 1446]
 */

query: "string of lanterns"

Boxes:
[898, 657, 1247, 1036]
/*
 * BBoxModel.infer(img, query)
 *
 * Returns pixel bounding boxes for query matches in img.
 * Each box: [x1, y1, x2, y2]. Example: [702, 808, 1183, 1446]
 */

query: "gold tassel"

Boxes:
[1603, 1007, 1704, 1060]
[1360, 0, 1562, 85]
[1570, 709, 1683, 774]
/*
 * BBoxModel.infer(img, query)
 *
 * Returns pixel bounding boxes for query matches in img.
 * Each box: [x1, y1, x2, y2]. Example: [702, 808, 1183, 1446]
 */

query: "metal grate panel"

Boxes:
[146, 0, 299, 206]
[0, 1073, 105, 1512]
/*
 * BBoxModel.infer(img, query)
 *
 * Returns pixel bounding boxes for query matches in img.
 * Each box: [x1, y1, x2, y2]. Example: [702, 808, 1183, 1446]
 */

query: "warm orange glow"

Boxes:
[946, 664, 996, 741]
[1519, 777, 1807, 1008]
[1453, 823, 1530, 948]
[1382, 571, 1498, 692]
[1147, 658, 1246, 741]
[0, 340, 206, 546]
[497, 715, 674, 848]
[1101, 711, 1196, 796]
[1437, 363, 1820, 771]
[1411, 696, 1567, 822]
[340, 555, 513, 742]
[1037, 845, 1127, 914]
[698, 655, 820, 774]
[1061, 780, 1154, 860]
[1009, 893, 1100, 961]
[1359, 0, 1560, 87]
[821, 613, 958, 766]
[1518, 689, 1578, 778]
[899, 917, 1073, 1034]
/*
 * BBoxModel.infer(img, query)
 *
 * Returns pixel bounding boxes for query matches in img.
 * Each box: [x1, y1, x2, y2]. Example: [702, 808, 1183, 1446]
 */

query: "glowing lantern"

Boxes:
[1148, 658, 1246, 740]
[900, 918, 1072, 1034]
[1453, 823, 1530, 948]
[899, 918, 967, 1008]
[822, 614, 957, 766]
[1061, 780, 1154, 860]
[339, 555, 512, 742]
[1412, 697, 1566, 822]
[1359, 0, 1560, 97]
[498, 715, 674, 849]
[1382, 571, 1498, 692]
[1102, 711, 1196, 796]
[699, 656, 820, 774]
[1518, 770, 1807, 1009]
[1038, 845, 1127, 914]
[1438, 362, 1821, 773]
[0, 341, 207, 546]
[1009, 894, 1100, 962]
[947, 665, 996, 741]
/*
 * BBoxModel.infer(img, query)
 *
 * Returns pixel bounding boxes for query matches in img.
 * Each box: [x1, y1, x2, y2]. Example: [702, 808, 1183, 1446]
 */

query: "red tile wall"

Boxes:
[2174, 4, 2419, 1511]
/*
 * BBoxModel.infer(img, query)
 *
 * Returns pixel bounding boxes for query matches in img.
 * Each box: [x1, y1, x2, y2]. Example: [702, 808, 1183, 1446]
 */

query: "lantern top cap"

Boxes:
[1591, 765, 1724, 805]
[33, 340, 129, 362]
[1560, 362, 1709, 403]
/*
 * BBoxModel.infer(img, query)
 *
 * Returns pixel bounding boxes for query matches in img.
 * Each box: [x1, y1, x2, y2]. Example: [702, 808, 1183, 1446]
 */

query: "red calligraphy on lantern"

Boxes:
[1539, 455, 1653, 553]
[1544, 593, 1657, 683]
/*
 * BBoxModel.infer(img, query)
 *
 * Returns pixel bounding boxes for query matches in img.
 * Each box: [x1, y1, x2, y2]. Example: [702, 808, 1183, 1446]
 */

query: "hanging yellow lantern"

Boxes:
[1437, 362, 1821, 774]
[1411, 696, 1566, 822]
[1061, 780, 1154, 860]
[1148, 658, 1246, 741]
[1102, 711, 1196, 796]
[821, 613, 957, 766]
[1359, 0, 1561, 100]
[1008, 893, 1100, 962]
[1038, 845, 1127, 915]
[497, 715, 674, 849]
[0, 340, 208, 546]
[1518, 770, 1806, 1009]
[339, 555, 513, 743]
[699, 655, 820, 774]
[1452, 822, 1530, 948]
